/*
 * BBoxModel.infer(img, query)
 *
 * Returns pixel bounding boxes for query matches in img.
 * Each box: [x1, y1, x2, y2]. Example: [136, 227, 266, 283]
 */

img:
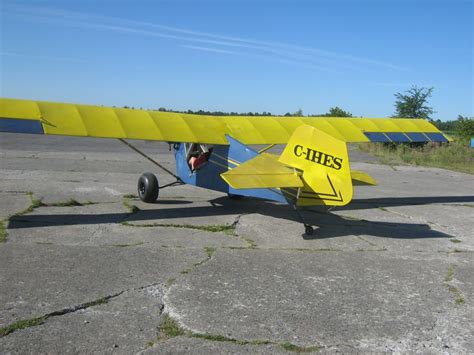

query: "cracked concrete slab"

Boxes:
[0, 243, 204, 327]
[6, 201, 246, 249]
[166, 249, 472, 352]
[1, 133, 473, 353]
[0, 285, 165, 353]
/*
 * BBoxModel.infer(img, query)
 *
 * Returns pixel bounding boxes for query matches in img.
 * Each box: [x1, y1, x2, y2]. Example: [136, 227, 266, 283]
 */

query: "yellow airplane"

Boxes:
[0, 98, 451, 234]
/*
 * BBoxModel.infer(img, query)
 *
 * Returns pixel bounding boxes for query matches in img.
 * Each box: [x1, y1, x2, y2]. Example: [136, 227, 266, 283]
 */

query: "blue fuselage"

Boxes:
[174, 137, 287, 204]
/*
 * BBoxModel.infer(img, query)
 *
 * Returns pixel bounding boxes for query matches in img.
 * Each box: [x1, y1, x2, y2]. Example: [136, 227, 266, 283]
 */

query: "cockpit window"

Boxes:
[185, 143, 213, 171]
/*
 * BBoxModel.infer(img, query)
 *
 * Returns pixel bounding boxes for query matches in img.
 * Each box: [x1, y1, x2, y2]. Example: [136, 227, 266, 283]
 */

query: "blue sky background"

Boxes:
[1, 0, 472, 120]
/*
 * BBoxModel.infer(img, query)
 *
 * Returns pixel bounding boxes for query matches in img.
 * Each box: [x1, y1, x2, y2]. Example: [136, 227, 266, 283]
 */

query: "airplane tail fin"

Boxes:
[278, 125, 353, 206]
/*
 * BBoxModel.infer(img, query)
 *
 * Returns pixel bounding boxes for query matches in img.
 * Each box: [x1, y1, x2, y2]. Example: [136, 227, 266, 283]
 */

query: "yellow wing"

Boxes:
[0, 98, 451, 144]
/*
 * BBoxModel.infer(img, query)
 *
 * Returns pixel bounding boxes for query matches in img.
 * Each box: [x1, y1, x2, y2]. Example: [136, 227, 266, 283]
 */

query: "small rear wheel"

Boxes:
[304, 224, 314, 236]
[138, 172, 159, 203]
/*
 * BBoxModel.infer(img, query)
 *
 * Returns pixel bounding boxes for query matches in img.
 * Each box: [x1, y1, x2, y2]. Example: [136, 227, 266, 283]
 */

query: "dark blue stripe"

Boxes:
[365, 132, 391, 142]
[406, 132, 429, 142]
[0, 118, 44, 134]
[425, 132, 448, 142]
[386, 132, 411, 142]
[366, 131, 448, 143]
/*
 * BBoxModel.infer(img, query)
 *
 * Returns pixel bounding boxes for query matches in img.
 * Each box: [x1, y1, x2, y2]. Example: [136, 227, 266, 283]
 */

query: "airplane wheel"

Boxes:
[228, 193, 244, 200]
[304, 224, 314, 236]
[138, 172, 159, 203]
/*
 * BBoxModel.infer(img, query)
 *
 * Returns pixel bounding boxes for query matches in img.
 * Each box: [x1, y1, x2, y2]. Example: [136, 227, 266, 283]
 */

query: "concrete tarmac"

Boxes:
[0, 133, 473, 353]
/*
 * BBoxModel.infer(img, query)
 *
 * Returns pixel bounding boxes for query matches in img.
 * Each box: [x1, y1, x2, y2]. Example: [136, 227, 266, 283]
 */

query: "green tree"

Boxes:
[393, 86, 434, 119]
[326, 106, 352, 117]
[293, 108, 304, 116]
[457, 115, 474, 139]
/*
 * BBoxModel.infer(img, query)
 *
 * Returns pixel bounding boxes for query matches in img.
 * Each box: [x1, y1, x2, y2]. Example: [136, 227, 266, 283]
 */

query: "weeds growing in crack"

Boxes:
[191, 333, 272, 346]
[165, 278, 176, 288]
[0, 295, 113, 337]
[355, 247, 388, 252]
[159, 314, 186, 340]
[123, 193, 138, 199]
[204, 246, 216, 258]
[122, 221, 235, 234]
[13, 192, 95, 218]
[227, 237, 257, 250]
[280, 342, 321, 352]
[450, 239, 462, 244]
[156, 313, 321, 352]
[0, 220, 7, 243]
[111, 242, 144, 248]
[444, 264, 465, 305]
[14, 195, 45, 217]
[0, 316, 48, 337]
[445, 265, 456, 282]
[123, 198, 140, 214]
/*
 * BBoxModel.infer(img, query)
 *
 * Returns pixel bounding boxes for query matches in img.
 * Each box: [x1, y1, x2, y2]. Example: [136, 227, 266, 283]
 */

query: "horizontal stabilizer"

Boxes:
[221, 153, 303, 189]
[351, 170, 377, 186]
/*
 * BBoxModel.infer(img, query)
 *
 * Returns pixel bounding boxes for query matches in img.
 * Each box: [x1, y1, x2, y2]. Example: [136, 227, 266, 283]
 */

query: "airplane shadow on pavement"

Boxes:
[8, 195, 473, 240]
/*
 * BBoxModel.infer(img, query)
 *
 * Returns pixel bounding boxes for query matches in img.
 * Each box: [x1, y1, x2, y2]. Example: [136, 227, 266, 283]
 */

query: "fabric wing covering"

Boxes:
[0, 98, 451, 144]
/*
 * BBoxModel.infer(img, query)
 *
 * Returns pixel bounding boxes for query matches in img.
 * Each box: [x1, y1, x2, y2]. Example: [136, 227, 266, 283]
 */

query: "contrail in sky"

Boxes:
[4, 4, 405, 73]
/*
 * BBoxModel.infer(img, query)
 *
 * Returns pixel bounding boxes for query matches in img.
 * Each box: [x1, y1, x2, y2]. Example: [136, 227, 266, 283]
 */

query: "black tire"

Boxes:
[138, 173, 159, 203]
[304, 225, 314, 236]
[227, 193, 244, 200]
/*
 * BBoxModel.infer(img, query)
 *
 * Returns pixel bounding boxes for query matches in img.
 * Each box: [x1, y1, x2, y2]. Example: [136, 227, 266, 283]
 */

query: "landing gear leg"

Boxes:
[292, 205, 314, 236]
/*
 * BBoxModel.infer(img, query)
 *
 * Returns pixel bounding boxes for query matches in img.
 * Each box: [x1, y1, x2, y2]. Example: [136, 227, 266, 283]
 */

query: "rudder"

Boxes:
[279, 125, 353, 206]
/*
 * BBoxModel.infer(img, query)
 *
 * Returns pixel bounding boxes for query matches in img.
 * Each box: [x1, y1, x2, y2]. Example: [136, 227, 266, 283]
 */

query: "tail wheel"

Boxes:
[138, 172, 159, 203]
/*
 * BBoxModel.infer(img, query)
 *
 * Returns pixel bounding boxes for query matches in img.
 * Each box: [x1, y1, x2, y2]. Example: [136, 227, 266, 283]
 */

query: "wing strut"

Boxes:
[118, 138, 183, 186]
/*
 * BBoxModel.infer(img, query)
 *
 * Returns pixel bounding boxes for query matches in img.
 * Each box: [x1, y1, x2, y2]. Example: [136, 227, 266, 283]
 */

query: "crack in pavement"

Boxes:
[0, 282, 165, 338]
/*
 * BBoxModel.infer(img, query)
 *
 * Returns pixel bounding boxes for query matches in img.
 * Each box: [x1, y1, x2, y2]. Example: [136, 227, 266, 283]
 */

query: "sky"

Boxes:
[1, 0, 472, 120]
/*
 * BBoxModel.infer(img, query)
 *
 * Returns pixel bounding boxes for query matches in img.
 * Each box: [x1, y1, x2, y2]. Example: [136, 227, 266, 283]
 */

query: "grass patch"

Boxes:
[450, 239, 462, 244]
[14, 197, 45, 217]
[0, 316, 47, 337]
[280, 342, 321, 352]
[204, 246, 216, 258]
[0, 296, 110, 337]
[191, 333, 271, 346]
[17, 193, 94, 215]
[359, 140, 474, 174]
[159, 314, 186, 340]
[0, 220, 7, 243]
[123, 199, 140, 214]
[111, 242, 144, 248]
[444, 264, 456, 282]
[157, 313, 321, 352]
[447, 285, 465, 305]
[165, 278, 176, 288]
[444, 264, 465, 305]
[122, 221, 235, 234]
[123, 193, 138, 199]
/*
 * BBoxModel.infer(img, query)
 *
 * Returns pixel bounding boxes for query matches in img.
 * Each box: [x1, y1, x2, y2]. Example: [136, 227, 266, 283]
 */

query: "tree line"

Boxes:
[126, 86, 473, 138]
